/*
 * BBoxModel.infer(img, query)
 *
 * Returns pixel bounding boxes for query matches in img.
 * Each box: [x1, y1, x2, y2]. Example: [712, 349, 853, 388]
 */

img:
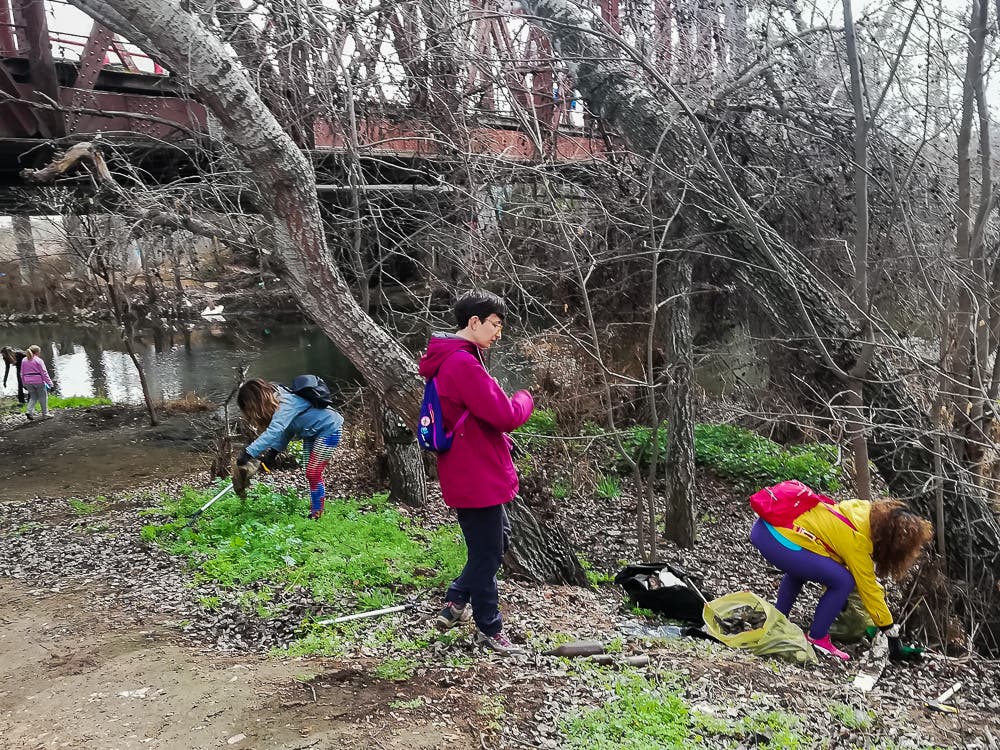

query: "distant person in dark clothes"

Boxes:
[2, 346, 27, 404]
[418, 290, 534, 655]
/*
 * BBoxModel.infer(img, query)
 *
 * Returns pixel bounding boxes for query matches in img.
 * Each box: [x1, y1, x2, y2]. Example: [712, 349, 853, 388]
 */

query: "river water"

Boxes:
[0, 318, 766, 406]
[0, 320, 537, 405]
[0, 321, 361, 405]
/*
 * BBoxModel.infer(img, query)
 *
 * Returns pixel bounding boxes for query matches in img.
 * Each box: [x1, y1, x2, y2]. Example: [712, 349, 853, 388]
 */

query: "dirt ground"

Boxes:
[0, 405, 214, 503]
[0, 580, 476, 750]
[0, 408, 480, 750]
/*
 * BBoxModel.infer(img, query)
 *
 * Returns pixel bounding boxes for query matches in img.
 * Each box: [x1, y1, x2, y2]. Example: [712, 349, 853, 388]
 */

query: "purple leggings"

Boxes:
[750, 518, 855, 638]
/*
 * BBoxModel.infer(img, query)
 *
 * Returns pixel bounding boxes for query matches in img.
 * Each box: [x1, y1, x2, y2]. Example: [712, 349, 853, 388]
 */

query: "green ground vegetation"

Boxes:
[561, 671, 811, 750]
[142, 483, 466, 608]
[2, 394, 112, 413]
[516, 409, 840, 493]
[560, 669, 949, 750]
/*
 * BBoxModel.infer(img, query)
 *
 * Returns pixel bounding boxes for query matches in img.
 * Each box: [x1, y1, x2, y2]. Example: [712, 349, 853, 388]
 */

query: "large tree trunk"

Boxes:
[661, 254, 696, 548]
[519, 0, 1000, 591]
[503, 498, 588, 587]
[378, 404, 427, 506]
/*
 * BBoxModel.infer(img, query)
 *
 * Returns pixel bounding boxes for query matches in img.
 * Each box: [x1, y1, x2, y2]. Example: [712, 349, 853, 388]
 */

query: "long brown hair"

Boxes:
[237, 379, 280, 432]
[869, 499, 934, 580]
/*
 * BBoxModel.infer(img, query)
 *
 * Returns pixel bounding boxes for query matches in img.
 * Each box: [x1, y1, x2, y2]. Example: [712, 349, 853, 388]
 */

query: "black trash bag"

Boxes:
[614, 562, 709, 624]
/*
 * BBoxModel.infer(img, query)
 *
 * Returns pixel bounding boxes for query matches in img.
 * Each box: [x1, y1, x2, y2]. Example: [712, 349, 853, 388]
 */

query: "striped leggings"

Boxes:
[303, 432, 341, 517]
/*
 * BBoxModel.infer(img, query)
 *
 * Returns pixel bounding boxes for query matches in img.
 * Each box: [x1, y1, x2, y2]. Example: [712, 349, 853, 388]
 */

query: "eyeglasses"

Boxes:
[481, 317, 504, 331]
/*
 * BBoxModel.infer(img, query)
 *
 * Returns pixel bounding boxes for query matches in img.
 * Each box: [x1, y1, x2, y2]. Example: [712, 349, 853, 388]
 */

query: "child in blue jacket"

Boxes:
[236, 378, 344, 518]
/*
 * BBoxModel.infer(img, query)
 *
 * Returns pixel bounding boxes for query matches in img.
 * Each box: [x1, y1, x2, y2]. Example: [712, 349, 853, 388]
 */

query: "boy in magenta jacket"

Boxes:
[418, 290, 534, 654]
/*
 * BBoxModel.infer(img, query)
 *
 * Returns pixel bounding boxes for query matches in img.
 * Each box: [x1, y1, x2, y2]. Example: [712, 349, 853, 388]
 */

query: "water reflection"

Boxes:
[0, 322, 360, 404]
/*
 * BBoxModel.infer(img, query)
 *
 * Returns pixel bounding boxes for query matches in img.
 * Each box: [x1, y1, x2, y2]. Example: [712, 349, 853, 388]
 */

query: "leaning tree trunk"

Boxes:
[519, 0, 1000, 593]
[503, 498, 589, 587]
[662, 253, 696, 548]
[68, 0, 424, 426]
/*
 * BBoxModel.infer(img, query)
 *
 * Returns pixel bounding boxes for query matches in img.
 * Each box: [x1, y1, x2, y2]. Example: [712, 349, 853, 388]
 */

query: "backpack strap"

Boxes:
[436, 348, 476, 437]
[448, 410, 470, 437]
[792, 505, 859, 557]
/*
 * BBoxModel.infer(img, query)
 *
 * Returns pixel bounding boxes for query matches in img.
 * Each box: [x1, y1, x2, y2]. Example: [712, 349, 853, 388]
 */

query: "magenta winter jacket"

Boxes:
[20, 356, 53, 387]
[418, 335, 534, 509]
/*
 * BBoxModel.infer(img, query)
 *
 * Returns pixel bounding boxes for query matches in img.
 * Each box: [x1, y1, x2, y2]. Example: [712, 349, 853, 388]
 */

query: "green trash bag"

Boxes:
[703, 591, 817, 666]
[828, 591, 874, 644]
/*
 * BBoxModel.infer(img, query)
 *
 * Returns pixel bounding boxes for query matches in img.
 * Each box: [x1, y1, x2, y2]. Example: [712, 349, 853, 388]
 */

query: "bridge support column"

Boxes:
[17, 0, 64, 137]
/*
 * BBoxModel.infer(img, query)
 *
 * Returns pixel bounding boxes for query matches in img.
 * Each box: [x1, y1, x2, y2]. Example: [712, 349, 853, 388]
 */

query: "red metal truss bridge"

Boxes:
[0, 0, 720, 203]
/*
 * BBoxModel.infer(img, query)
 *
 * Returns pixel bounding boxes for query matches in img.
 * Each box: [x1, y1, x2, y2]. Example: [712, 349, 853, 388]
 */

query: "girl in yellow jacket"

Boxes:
[750, 498, 932, 660]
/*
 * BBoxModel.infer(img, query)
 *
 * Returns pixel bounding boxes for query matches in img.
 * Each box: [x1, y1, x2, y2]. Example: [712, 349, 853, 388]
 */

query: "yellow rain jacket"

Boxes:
[773, 499, 892, 627]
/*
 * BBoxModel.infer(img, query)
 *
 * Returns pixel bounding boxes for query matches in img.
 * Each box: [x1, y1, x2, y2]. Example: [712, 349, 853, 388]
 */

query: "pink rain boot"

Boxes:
[807, 633, 850, 661]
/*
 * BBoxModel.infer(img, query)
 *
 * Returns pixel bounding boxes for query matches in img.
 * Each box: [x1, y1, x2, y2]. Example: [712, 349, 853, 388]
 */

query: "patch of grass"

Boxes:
[562, 673, 690, 749]
[478, 695, 506, 734]
[595, 474, 621, 500]
[513, 408, 559, 453]
[146, 483, 466, 657]
[48, 395, 112, 409]
[197, 595, 221, 611]
[563, 672, 813, 750]
[142, 484, 465, 605]
[828, 702, 874, 730]
[0, 394, 111, 414]
[68, 497, 102, 515]
[552, 479, 571, 500]
[375, 656, 418, 681]
[614, 422, 840, 492]
[580, 557, 614, 587]
[628, 605, 657, 618]
[389, 697, 425, 710]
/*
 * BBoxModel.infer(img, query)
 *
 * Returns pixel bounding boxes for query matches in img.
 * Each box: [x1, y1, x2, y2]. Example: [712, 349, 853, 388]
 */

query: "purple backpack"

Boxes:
[417, 377, 469, 453]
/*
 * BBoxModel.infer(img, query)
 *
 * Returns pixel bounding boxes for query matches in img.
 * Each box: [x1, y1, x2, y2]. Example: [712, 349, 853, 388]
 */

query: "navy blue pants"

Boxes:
[446, 503, 511, 637]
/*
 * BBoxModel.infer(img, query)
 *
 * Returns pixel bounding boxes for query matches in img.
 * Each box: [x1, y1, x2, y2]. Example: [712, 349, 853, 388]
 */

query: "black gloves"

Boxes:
[236, 449, 254, 467]
[259, 448, 279, 467]
[874, 624, 924, 662]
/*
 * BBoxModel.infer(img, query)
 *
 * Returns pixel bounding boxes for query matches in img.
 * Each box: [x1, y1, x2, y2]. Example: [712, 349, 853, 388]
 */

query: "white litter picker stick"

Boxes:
[316, 600, 417, 627]
[182, 482, 234, 528]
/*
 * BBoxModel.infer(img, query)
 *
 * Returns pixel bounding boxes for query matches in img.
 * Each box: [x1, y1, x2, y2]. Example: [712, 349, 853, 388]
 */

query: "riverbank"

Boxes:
[1, 406, 997, 749]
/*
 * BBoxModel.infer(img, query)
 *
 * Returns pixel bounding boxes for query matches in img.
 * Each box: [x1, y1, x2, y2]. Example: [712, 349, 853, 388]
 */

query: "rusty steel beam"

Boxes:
[0, 0, 17, 55]
[109, 36, 140, 72]
[0, 62, 44, 135]
[66, 22, 114, 131]
[600, 0, 621, 31]
[17, 0, 63, 136]
[74, 22, 114, 88]
[8, 0, 25, 49]
[312, 116, 602, 163]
